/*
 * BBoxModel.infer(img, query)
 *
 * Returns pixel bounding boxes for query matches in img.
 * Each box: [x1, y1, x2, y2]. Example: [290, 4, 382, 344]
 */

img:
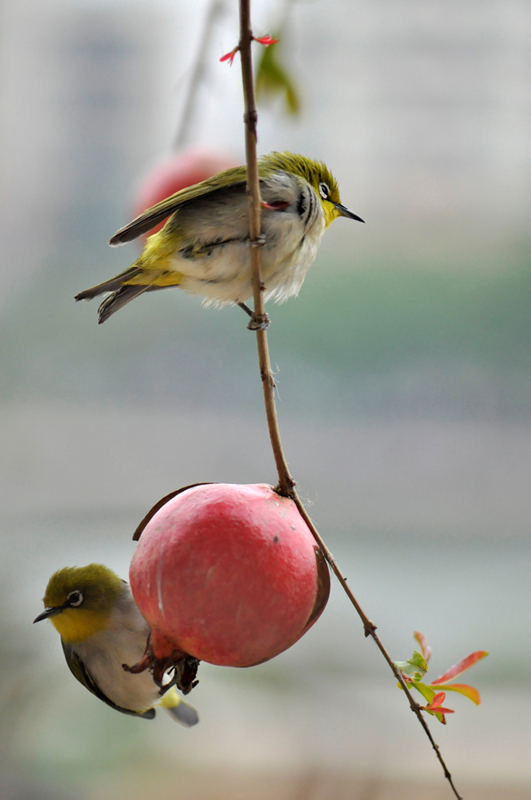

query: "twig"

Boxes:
[237, 2, 463, 798]
[238, 0, 294, 498]
[174, 0, 225, 150]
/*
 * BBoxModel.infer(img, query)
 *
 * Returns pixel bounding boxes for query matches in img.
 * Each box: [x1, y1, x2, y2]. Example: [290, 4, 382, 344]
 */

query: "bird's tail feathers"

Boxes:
[74, 267, 143, 303]
[75, 266, 151, 324]
[159, 686, 199, 727]
[75, 266, 180, 323]
[96, 285, 151, 324]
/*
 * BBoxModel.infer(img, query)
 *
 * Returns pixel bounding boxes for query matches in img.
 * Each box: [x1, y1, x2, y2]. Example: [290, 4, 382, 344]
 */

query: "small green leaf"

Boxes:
[255, 34, 300, 116]
[410, 681, 436, 705]
[394, 650, 428, 681]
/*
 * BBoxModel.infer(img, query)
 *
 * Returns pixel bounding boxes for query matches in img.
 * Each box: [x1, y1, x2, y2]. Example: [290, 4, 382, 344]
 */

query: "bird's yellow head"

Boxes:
[34, 564, 125, 644]
[261, 152, 364, 228]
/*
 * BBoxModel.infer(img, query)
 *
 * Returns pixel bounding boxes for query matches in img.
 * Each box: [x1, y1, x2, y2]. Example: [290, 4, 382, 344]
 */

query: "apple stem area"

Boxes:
[237, 2, 463, 799]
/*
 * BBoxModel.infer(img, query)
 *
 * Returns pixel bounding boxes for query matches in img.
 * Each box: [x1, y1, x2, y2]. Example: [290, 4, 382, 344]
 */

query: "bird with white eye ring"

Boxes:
[34, 564, 199, 725]
[67, 590, 83, 607]
[75, 152, 364, 327]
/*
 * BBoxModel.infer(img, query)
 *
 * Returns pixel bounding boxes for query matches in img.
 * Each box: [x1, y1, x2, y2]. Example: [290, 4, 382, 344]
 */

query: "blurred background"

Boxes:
[1, 0, 530, 797]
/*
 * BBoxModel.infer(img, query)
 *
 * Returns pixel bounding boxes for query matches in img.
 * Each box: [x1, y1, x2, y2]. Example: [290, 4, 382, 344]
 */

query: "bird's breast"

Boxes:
[74, 596, 159, 713]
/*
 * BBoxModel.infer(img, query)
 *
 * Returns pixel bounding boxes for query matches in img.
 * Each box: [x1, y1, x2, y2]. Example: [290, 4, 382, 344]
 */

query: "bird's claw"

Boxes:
[250, 235, 266, 248]
[247, 313, 270, 331]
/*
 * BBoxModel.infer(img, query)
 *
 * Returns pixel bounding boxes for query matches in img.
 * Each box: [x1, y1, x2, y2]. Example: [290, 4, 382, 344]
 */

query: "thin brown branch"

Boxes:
[174, 0, 225, 150]
[239, 0, 294, 497]
[238, 2, 462, 798]
[291, 498, 462, 800]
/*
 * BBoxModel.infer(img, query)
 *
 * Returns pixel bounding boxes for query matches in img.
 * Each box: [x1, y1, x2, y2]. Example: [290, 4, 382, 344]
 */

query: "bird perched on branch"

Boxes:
[34, 564, 199, 726]
[75, 151, 364, 326]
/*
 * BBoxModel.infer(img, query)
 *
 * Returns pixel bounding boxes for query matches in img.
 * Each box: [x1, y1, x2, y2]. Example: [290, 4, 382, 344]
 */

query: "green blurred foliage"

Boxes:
[2, 241, 531, 415]
[255, 37, 301, 116]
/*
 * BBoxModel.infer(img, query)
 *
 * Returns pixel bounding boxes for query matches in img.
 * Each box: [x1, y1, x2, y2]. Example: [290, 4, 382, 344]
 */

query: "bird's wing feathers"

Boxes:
[61, 640, 155, 719]
[109, 165, 249, 246]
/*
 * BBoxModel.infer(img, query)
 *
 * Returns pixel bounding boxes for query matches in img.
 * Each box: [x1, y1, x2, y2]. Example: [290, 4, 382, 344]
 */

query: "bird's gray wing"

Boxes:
[109, 166, 248, 246]
[61, 640, 155, 720]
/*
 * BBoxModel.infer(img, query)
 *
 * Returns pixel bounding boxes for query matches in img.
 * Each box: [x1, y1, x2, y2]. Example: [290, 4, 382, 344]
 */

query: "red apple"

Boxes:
[133, 149, 240, 239]
[129, 483, 329, 671]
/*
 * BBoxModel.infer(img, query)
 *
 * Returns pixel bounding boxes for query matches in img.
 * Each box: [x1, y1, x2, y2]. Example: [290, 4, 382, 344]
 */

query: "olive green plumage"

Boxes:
[75, 151, 363, 323]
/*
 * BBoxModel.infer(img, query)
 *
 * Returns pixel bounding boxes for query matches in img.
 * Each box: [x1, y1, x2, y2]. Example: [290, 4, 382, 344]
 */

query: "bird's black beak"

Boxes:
[33, 606, 63, 623]
[333, 202, 365, 223]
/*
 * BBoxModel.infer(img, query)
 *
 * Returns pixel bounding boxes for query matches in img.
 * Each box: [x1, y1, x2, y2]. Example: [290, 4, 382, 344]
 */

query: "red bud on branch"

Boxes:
[220, 47, 239, 65]
[253, 35, 279, 46]
[220, 35, 278, 67]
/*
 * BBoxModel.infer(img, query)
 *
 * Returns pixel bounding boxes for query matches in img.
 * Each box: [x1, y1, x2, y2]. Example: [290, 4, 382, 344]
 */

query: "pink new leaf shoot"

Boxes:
[253, 35, 279, 46]
[414, 630, 432, 662]
[432, 651, 489, 685]
[420, 691, 455, 724]
[397, 634, 488, 722]
[220, 47, 239, 65]
[221, 35, 278, 66]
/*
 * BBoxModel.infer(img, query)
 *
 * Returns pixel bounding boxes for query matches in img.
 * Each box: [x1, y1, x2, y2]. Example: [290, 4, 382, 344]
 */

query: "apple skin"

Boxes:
[129, 483, 330, 668]
[132, 149, 240, 239]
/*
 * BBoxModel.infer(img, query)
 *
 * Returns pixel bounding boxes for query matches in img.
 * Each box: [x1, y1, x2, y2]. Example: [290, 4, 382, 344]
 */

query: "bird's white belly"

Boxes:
[171, 208, 326, 306]
[76, 609, 158, 713]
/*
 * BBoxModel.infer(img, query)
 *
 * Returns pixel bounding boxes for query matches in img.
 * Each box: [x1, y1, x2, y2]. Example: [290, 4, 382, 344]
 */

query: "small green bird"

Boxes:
[75, 151, 364, 324]
[34, 564, 199, 726]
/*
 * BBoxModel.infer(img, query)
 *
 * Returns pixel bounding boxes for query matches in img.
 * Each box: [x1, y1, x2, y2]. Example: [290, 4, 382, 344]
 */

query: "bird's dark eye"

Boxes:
[319, 182, 330, 200]
[68, 590, 83, 607]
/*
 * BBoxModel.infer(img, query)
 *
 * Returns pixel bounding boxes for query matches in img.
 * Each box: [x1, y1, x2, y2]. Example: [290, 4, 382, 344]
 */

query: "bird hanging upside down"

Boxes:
[34, 564, 199, 726]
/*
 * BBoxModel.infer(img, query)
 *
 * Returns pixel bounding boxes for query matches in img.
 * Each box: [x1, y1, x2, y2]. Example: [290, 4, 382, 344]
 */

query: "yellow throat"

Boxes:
[50, 607, 112, 644]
